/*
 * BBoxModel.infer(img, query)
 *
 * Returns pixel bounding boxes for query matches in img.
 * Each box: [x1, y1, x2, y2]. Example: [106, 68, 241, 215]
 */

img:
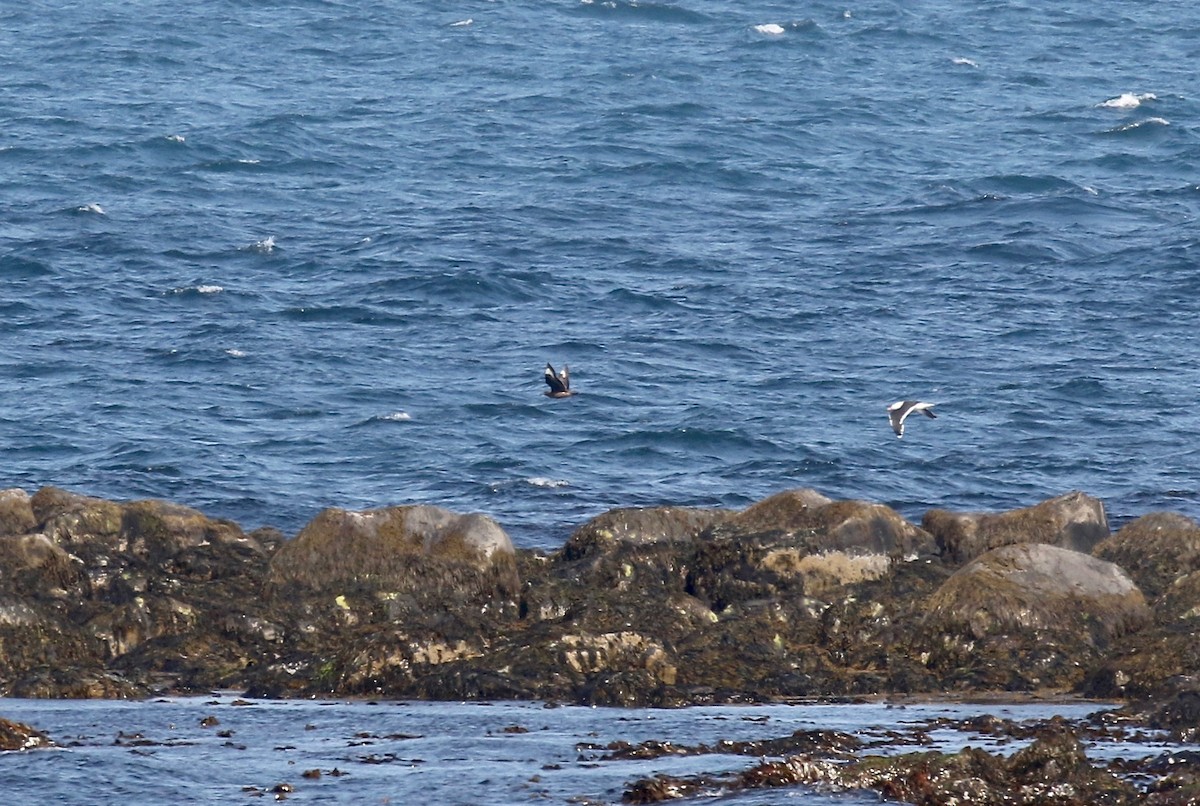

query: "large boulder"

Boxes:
[268, 504, 519, 601]
[562, 506, 731, 560]
[922, 491, 1109, 565]
[924, 543, 1149, 644]
[716, 489, 934, 557]
[1093, 512, 1200, 601]
[920, 543, 1152, 691]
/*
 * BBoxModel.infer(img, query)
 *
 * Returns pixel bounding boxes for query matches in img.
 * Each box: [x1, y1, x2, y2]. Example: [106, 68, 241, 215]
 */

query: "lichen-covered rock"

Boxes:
[267, 504, 519, 600]
[923, 491, 1109, 565]
[0, 489, 37, 537]
[562, 506, 730, 560]
[0, 717, 53, 751]
[1094, 512, 1200, 605]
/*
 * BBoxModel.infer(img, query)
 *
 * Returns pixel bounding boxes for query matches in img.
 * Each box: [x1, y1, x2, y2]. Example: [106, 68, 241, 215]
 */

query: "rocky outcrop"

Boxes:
[266, 504, 519, 601]
[923, 490, 1109, 564]
[714, 489, 933, 557]
[0, 483, 1194, 715]
[0, 717, 53, 751]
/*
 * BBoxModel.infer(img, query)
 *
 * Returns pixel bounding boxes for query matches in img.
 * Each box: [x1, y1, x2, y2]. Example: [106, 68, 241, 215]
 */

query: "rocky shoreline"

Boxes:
[1, 485, 1197, 800]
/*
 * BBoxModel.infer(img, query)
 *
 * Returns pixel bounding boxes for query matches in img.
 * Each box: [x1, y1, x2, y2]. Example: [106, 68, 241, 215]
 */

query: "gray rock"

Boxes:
[922, 491, 1109, 565]
[924, 543, 1149, 643]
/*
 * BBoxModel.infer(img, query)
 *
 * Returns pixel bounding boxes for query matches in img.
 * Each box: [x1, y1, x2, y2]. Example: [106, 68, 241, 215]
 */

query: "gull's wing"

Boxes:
[911, 401, 937, 419]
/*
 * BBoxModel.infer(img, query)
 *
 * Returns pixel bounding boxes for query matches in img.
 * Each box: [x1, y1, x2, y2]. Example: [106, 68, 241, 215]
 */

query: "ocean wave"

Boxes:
[1106, 117, 1169, 133]
[1098, 92, 1156, 109]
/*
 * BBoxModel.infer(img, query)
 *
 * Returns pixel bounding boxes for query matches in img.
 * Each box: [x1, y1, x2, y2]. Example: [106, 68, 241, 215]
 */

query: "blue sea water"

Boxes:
[2, 0, 1199, 547]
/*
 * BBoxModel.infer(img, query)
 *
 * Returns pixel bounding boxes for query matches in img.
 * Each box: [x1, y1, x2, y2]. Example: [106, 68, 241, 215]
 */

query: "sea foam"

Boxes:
[1099, 92, 1156, 109]
[526, 477, 569, 488]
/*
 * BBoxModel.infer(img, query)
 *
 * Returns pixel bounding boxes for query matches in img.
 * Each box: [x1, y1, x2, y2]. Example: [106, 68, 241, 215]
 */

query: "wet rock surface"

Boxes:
[620, 720, 1158, 804]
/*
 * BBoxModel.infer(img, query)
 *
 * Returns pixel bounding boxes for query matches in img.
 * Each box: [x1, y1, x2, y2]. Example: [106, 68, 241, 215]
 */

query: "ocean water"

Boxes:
[0, 696, 1157, 806]
[2, 0, 1199, 547]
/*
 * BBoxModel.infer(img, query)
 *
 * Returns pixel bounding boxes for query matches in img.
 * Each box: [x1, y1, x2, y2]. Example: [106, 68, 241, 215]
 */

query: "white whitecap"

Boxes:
[754, 23, 786, 35]
[526, 477, 569, 488]
[78, 203, 105, 215]
[1099, 92, 1156, 109]
[450, 18, 473, 27]
[952, 57, 979, 68]
[380, 411, 412, 422]
[165, 134, 185, 143]
[225, 348, 246, 358]
[197, 284, 224, 294]
[244, 235, 275, 253]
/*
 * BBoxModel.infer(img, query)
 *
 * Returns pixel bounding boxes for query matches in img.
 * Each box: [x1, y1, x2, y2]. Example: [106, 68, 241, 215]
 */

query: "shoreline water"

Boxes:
[0, 695, 1183, 805]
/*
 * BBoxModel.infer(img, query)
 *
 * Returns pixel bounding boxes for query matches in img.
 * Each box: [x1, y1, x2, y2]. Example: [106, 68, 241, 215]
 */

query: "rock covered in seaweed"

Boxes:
[267, 504, 519, 601]
[923, 490, 1109, 564]
[562, 506, 731, 560]
[1094, 512, 1200, 607]
[622, 725, 1138, 805]
[0, 487, 272, 697]
[921, 543, 1150, 691]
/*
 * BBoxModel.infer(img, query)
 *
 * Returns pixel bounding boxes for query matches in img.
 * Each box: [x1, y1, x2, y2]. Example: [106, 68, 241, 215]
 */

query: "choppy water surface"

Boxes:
[1, 696, 1176, 805]
[2, 0, 1199, 545]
